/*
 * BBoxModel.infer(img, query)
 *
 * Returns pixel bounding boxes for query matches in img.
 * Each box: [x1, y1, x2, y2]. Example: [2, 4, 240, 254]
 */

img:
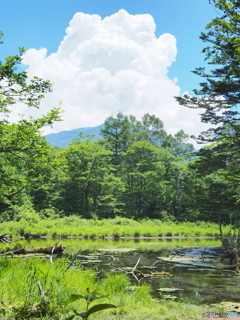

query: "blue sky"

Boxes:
[0, 0, 217, 141]
[1, 0, 216, 92]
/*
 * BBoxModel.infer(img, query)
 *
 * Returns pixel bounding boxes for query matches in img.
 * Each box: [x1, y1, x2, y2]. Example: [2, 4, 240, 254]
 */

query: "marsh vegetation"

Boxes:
[0, 237, 223, 320]
[0, 216, 226, 240]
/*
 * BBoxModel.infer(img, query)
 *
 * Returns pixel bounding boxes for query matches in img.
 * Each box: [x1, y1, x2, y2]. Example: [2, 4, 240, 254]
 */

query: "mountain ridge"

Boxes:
[44, 124, 104, 148]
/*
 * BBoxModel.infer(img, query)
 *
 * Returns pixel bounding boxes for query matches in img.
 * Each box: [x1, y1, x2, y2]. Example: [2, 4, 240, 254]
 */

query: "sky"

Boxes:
[0, 0, 218, 143]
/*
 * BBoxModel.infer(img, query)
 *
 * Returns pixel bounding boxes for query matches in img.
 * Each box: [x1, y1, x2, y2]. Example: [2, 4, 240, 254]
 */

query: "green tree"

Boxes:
[121, 140, 192, 219]
[128, 114, 168, 147]
[100, 112, 130, 175]
[26, 145, 66, 215]
[137, 114, 168, 146]
[128, 114, 194, 161]
[176, 0, 240, 143]
[164, 130, 194, 160]
[188, 132, 240, 223]
[96, 173, 125, 218]
[175, 0, 240, 223]
[62, 139, 111, 217]
[0, 32, 62, 213]
[122, 141, 165, 219]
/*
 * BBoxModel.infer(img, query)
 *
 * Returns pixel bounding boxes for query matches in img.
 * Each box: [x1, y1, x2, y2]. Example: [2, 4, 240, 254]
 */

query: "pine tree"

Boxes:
[176, 0, 240, 143]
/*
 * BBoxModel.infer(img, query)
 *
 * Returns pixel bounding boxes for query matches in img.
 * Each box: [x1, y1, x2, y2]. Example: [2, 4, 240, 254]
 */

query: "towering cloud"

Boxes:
[20, 9, 207, 139]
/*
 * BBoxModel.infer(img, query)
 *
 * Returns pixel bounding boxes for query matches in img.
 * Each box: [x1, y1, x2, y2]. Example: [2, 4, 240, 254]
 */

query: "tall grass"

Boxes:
[0, 257, 210, 319]
[0, 216, 225, 239]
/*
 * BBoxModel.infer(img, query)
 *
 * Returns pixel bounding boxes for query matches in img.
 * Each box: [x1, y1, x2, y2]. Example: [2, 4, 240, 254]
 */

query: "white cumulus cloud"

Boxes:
[19, 9, 208, 142]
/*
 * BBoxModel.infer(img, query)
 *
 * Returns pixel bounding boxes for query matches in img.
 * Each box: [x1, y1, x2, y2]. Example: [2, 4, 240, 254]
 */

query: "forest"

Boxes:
[0, 0, 239, 228]
[0, 1, 239, 319]
[1, 110, 239, 225]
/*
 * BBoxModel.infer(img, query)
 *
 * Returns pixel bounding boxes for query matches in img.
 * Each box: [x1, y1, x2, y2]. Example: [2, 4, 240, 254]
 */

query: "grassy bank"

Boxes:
[0, 215, 226, 239]
[0, 257, 210, 320]
[0, 216, 225, 319]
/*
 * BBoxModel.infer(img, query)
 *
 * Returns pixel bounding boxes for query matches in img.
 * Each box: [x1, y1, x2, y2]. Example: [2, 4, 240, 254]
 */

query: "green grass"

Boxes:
[0, 215, 224, 319]
[0, 216, 226, 239]
[0, 257, 211, 320]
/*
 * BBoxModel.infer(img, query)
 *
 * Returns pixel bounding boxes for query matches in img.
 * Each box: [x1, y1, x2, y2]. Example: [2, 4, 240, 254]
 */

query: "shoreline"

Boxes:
[21, 234, 219, 240]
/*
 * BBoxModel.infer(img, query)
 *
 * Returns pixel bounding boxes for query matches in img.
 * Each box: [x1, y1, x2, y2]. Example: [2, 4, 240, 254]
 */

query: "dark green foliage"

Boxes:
[175, 0, 240, 223]
[0, 111, 198, 220]
[188, 131, 240, 223]
[121, 141, 165, 219]
[176, 0, 240, 143]
[54, 114, 195, 220]
[59, 139, 113, 218]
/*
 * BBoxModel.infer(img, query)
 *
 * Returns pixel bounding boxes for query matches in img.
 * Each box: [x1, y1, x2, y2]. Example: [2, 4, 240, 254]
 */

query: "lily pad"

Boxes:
[138, 265, 157, 270]
[151, 271, 172, 278]
[158, 256, 226, 269]
[79, 260, 102, 264]
[160, 294, 178, 300]
[77, 255, 100, 260]
[158, 288, 183, 293]
[121, 267, 136, 272]
[98, 248, 137, 253]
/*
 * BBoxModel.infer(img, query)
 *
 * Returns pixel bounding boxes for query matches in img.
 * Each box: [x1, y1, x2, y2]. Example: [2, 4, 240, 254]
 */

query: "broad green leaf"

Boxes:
[75, 311, 87, 319]
[87, 303, 117, 317]
[64, 294, 86, 305]
[88, 294, 108, 302]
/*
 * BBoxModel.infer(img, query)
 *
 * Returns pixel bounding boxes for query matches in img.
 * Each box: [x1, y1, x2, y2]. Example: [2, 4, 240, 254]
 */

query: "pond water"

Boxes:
[27, 238, 240, 305]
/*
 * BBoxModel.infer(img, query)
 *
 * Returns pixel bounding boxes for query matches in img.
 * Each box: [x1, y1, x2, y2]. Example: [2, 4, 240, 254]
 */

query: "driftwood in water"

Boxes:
[0, 233, 12, 244]
[4, 245, 66, 255]
[221, 251, 240, 265]
[24, 233, 45, 239]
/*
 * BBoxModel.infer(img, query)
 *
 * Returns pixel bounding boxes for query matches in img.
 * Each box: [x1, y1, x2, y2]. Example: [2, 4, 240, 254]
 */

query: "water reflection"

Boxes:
[25, 238, 239, 304]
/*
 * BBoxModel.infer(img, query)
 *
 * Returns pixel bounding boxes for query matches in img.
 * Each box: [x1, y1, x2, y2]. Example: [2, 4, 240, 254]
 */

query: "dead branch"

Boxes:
[1, 245, 65, 256]
[0, 233, 12, 244]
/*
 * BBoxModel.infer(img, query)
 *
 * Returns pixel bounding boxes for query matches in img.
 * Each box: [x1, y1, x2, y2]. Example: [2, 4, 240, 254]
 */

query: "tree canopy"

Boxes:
[176, 0, 240, 143]
[176, 0, 240, 223]
[0, 32, 62, 209]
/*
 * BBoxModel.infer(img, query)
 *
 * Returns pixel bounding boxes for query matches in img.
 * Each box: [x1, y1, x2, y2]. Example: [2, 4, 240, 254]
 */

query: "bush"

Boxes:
[14, 205, 41, 224]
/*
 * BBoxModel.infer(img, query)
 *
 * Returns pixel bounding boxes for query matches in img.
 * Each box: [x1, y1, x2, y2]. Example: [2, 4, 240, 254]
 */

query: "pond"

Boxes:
[26, 237, 240, 305]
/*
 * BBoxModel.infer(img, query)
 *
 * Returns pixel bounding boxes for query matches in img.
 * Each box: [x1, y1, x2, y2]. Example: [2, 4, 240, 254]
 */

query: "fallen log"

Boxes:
[24, 233, 44, 239]
[3, 245, 66, 255]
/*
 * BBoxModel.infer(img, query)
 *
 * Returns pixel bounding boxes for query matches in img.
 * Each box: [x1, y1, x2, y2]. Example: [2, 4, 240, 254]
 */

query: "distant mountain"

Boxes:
[44, 124, 104, 148]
